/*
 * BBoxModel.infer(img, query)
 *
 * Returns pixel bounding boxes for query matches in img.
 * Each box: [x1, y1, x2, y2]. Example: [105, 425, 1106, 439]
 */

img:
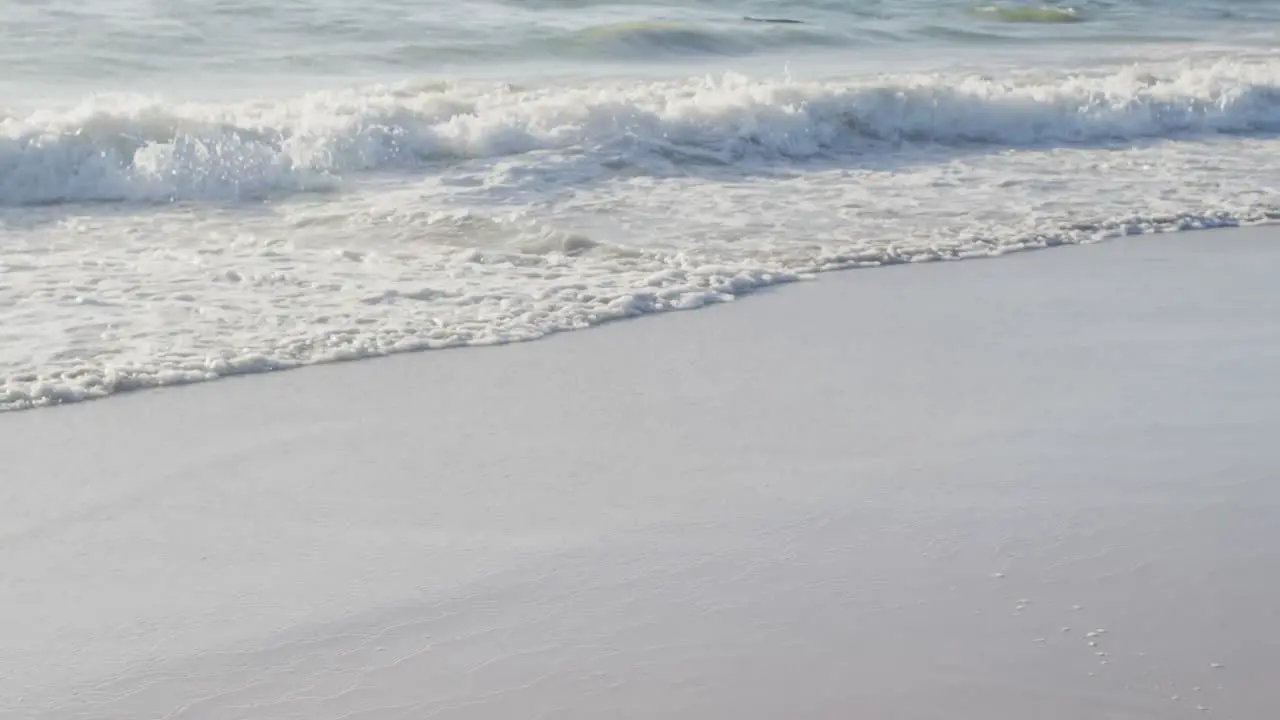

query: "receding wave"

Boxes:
[3, 59, 1280, 205]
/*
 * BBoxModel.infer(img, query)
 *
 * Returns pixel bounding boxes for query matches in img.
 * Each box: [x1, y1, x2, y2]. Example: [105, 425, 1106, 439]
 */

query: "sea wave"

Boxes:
[570, 18, 832, 58]
[973, 5, 1084, 23]
[3, 58, 1279, 205]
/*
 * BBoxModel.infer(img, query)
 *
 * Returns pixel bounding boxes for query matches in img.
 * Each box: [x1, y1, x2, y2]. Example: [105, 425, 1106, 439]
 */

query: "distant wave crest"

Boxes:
[3, 59, 1279, 205]
[973, 5, 1084, 23]
[570, 19, 828, 57]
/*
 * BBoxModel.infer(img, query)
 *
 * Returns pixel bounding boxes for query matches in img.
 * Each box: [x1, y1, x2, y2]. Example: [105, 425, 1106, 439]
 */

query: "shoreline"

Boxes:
[4, 219, 1272, 416]
[4, 226, 1279, 718]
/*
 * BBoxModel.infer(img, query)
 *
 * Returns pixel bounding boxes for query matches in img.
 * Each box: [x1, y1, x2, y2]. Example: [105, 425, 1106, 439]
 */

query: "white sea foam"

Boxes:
[2, 56, 1279, 411]
[3, 57, 1280, 205]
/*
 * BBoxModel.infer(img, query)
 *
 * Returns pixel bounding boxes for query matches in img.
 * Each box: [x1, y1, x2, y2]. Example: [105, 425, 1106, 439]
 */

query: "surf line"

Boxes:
[743, 16, 805, 24]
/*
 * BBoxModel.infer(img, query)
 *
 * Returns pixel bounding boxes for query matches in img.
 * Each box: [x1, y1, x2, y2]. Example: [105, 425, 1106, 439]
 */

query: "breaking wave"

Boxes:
[3, 58, 1279, 205]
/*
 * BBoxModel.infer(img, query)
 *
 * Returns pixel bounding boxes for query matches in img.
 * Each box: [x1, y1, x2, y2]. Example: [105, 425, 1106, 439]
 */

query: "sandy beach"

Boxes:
[3, 227, 1279, 719]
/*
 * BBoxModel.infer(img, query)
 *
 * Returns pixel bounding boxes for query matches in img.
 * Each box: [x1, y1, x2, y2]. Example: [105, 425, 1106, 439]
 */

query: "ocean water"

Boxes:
[2, 1, 1278, 410]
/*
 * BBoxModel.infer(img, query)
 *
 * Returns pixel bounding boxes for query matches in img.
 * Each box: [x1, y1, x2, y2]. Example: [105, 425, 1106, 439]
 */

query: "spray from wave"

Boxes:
[3, 58, 1279, 205]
